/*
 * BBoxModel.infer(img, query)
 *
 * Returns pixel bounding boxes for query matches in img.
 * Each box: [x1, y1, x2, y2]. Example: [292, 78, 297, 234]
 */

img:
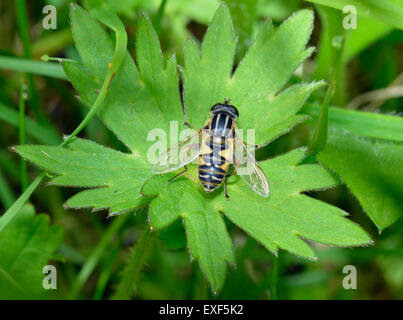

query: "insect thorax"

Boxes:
[208, 112, 235, 138]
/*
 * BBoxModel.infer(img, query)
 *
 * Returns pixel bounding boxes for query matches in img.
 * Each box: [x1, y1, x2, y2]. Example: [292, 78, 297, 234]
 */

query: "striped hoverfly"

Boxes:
[152, 99, 269, 198]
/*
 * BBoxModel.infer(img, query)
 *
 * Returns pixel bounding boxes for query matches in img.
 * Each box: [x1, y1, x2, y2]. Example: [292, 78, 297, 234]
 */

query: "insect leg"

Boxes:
[223, 167, 237, 199]
[184, 121, 198, 131]
[224, 175, 230, 199]
[168, 165, 188, 183]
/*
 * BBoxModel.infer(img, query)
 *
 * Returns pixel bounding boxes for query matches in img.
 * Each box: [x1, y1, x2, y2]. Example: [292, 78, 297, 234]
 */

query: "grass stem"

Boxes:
[112, 227, 155, 300]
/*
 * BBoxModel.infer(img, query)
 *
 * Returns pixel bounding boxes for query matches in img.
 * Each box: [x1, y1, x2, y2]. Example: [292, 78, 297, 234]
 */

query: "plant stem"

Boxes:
[0, 56, 68, 80]
[0, 172, 45, 233]
[68, 214, 129, 299]
[93, 239, 121, 300]
[19, 83, 28, 192]
[270, 254, 279, 300]
[307, 36, 343, 160]
[15, 0, 46, 124]
[15, 0, 31, 59]
[0, 170, 16, 209]
[112, 227, 155, 300]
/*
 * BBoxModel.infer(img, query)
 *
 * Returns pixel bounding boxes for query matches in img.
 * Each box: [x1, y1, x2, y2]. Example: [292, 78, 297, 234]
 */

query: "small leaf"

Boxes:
[0, 204, 63, 299]
[318, 129, 403, 230]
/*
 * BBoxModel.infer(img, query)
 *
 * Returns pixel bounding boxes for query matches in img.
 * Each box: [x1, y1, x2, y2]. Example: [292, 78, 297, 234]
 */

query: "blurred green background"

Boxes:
[0, 0, 402, 299]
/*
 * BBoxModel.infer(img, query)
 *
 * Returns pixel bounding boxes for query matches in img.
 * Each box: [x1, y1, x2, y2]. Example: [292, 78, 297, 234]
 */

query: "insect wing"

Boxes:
[233, 135, 270, 197]
[152, 130, 201, 174]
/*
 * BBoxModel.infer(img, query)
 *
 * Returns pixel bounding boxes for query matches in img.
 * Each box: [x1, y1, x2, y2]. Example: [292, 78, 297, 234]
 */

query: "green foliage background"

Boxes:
[0, 0, 402, 299]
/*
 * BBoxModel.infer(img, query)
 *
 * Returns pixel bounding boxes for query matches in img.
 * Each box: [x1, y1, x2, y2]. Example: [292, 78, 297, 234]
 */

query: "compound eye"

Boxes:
[231, 107, 239, 117]
[210, 104, 220, 112]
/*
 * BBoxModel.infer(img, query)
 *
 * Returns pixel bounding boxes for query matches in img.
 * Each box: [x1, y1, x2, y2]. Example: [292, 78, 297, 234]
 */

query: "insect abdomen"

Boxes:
[198, 162, 229, 192]
[198, 134, 231, 192]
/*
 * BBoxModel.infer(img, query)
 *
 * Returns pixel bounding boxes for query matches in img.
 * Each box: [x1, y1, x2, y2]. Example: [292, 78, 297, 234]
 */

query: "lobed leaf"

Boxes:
[15, 138, 150, 215]
[183, 6, 321, 146]
[142, 171, 235, 291]
[15, 4, 373, 292]
[67, 4, 183, 157]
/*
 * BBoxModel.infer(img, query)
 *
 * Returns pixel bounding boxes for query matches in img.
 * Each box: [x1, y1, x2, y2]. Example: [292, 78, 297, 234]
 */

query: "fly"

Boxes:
[152, 99, 269, 198]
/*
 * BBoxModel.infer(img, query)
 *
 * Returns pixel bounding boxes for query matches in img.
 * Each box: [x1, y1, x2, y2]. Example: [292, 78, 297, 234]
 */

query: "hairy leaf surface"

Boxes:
[15, 5, 372, 291]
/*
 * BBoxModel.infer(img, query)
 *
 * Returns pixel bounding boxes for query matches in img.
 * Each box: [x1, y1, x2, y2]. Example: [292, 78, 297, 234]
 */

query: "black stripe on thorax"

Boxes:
[210, 113, 233, 136]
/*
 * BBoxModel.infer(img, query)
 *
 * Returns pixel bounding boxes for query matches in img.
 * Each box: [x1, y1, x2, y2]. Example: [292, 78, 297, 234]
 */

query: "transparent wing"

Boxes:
[233, 135, 270, 197]
[152, 130, 201, 174]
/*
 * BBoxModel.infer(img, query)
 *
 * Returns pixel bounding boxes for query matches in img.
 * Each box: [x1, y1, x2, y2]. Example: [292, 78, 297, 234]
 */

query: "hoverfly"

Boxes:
[152, 99, 269, 198]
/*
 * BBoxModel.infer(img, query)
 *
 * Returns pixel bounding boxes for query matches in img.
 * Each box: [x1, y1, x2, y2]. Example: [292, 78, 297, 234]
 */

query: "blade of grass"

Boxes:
[0, 170, 16, 209]
[93, 240, 121, 299]
[307, 36, 344, 159]
[58, 243, 86, 266]
[15, 0, 31, 58]
[0, 150, 19, 181]
[15, 0, 47, 125]
[68, 214, 129, 299]
[153, 0, 168, 36]
[301, 103, 403, 142]
[0, 103, 61, 145]
[0, 55, 68, 80]
[112, 227, 155, 300]
[0, 172, 45, 233]
[18, 84, 28, 192]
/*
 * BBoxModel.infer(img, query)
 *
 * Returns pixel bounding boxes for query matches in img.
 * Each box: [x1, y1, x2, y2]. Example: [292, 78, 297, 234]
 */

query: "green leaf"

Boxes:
[16, 138, 150, 214]
[305, 0, 403, 30]
[67, 5, 183, 156]
[318, 129, 403, 230]
[313, 4, 393, 82]
[15, 5, 372, 292]
[224, 0, 258, 59]
[0, 204, 63, 299]
[218, 148, 372, 256]
[158, 219, 187, 250]
[14, 5, 184, 216]
[183, 7, 322, 146]
[142, 148, 372, 290]
[142, 172, 235, 292]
